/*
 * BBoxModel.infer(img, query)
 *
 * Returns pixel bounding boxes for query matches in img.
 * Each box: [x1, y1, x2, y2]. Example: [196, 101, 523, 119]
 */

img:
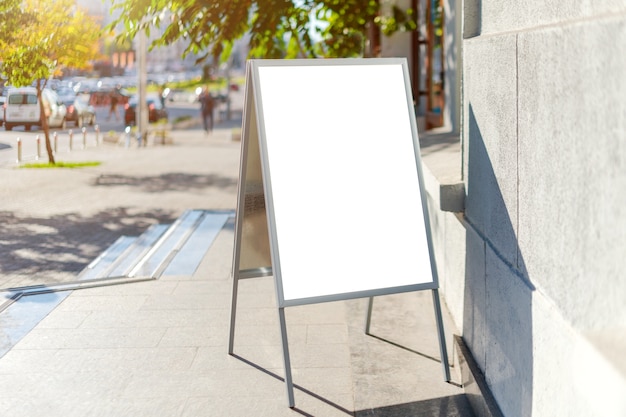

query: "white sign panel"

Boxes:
[237, 58, 438, 307]
[230, 59, 449, 407]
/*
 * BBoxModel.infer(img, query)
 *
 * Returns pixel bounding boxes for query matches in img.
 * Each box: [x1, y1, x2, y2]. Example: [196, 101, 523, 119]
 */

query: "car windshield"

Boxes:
[9, 94, 37, 105]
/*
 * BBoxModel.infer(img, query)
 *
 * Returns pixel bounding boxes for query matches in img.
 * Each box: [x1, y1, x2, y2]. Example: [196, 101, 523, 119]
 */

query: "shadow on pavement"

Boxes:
[93, 172, 237, 192]
[354, 395, 473, 417]
[0, 207, 178, 288]
[231, 353, 472, 417]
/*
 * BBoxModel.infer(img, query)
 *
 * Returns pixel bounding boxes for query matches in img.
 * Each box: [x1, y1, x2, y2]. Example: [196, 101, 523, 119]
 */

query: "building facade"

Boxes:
[76, 0, 201, 75]
[384, 0, 626, 416]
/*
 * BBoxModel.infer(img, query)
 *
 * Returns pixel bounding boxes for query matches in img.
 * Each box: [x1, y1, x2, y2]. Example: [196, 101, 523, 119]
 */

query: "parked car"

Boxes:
[63, 96, 96, 128]
[55, 87, 77, 103]
[124, 95, 168, 126]
[0, 96, 5, 127]
[3, 87, 66, 131]
[89, 87, 129, 107]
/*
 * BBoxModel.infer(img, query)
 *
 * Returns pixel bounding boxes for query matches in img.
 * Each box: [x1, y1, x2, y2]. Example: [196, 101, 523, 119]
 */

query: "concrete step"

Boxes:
[161, 210, 233, 276]
[0, 209, 233, 360]
[103, 224, 171, 278]
[76, 209, 232, 281]
[1, 209, 233, 311]
[77, 235, 138, 280]
[127, 209, 207, 278]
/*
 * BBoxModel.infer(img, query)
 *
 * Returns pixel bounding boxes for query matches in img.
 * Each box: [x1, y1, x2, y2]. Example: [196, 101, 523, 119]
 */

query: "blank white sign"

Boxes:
[251, 59, 436, 305]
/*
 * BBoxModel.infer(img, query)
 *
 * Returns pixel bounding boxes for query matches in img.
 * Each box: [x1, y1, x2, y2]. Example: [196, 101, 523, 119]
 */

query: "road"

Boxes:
[0, 99, 202, 166]
[0, 84, 245, 166]
[91, 97, 203, 132]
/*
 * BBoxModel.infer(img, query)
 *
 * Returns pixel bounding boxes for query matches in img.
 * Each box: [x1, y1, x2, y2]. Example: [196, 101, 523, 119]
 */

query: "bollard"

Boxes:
[82, 127, 86, 149]
[95, 125, 100, 145]
[54, 132, 58, 153]
[16, 138, 21, 163]
[36, 135, 41, 160]
[125, 126, 131, 148]
[68, 129, 73, 151]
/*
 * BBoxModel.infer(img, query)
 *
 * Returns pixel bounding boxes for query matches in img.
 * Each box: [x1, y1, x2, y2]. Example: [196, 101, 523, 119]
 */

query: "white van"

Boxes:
[0, 96, 5, 127]
[3, 87, 67, 131]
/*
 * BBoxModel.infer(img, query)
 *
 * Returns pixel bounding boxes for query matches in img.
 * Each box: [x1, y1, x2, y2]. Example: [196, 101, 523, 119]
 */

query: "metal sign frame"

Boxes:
[228, 58, 449, 408]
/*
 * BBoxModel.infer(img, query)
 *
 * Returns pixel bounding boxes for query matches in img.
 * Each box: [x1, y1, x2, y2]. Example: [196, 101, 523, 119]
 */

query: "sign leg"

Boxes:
[431, 289, 451, 381]
[278, 307, 295, 407]
[228, 274, 239, 354]
[365, 296, 374, 334]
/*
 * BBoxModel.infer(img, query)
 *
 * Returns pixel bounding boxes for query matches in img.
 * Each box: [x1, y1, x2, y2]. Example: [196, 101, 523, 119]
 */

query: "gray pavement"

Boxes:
[0, 119, 240, 289]
[0, 110, 473, 415]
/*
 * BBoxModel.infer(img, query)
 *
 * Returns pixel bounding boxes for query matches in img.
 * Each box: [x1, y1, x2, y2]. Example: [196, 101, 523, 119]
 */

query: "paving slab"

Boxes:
[0, 110, 474, 416]
[0, 220, 473, 416]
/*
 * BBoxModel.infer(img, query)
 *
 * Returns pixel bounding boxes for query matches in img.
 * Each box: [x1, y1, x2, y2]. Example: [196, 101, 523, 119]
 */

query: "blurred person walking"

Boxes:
[107, 89, 120, 121]
[199, 87, 215, 135]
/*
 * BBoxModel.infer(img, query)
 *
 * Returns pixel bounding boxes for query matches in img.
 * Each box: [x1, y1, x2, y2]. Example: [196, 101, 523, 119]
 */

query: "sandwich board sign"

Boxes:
[228, 58, 449, 408]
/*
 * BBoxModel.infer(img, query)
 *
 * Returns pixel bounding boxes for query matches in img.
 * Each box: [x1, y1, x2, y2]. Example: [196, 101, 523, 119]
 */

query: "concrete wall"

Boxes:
[461, 1, 626, 416]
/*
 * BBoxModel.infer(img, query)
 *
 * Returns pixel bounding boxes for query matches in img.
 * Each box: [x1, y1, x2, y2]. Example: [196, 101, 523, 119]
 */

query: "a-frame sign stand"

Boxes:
[228, 58, 450, 408]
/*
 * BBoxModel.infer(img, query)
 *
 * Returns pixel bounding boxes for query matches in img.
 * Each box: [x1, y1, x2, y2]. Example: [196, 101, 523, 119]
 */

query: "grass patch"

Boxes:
[20, 161, 101, 169]
[173, 115, 192, 124]
[125, 76, 246, 95]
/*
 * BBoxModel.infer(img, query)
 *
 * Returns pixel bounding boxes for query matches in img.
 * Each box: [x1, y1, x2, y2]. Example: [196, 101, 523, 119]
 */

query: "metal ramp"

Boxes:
[76, 209, 232, 282]
[0, 209, 233, 358]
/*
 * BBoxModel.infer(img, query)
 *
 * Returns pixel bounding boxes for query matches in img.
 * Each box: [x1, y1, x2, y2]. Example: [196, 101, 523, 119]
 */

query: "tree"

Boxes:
[0, 0, 34, 44]
[315, 0, 380, 57]
[107, 0, 415, 63]
[0, 0, 102, 164]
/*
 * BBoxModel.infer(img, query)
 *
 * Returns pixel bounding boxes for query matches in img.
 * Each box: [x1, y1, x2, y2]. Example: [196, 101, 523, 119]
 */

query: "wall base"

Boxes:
[454, 335, 504, 417]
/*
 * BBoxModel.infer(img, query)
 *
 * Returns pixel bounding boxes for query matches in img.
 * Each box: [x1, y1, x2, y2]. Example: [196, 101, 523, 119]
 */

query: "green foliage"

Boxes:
[0, 0, 36, 47]
[107, 0, 417, 61]
[315, 0, 377, 57]
[376, 6, 417, 35]
[0, 0, 102, 164]
[0, 0, 102, 87]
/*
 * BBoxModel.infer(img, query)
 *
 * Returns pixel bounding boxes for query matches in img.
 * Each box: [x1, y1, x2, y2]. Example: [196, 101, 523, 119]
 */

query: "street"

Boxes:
[0, 99, 203, 166]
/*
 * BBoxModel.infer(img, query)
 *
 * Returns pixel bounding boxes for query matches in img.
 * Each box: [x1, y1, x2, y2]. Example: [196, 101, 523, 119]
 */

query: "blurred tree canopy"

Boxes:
[108, 0, 416, 62]
[0, 0, 102, 163]
[0, 0, 102, 85]
[0, 0, 34, 47]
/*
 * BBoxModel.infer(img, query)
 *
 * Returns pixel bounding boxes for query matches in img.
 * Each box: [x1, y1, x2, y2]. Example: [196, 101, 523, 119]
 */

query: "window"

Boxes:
[8, 93, 38, 105]
[413, 0, 446, 130]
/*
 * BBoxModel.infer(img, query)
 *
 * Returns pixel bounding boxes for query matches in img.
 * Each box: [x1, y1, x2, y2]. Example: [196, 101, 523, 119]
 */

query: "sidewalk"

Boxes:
[0, 117, 473, 416]
[0, 124, 240, 290]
